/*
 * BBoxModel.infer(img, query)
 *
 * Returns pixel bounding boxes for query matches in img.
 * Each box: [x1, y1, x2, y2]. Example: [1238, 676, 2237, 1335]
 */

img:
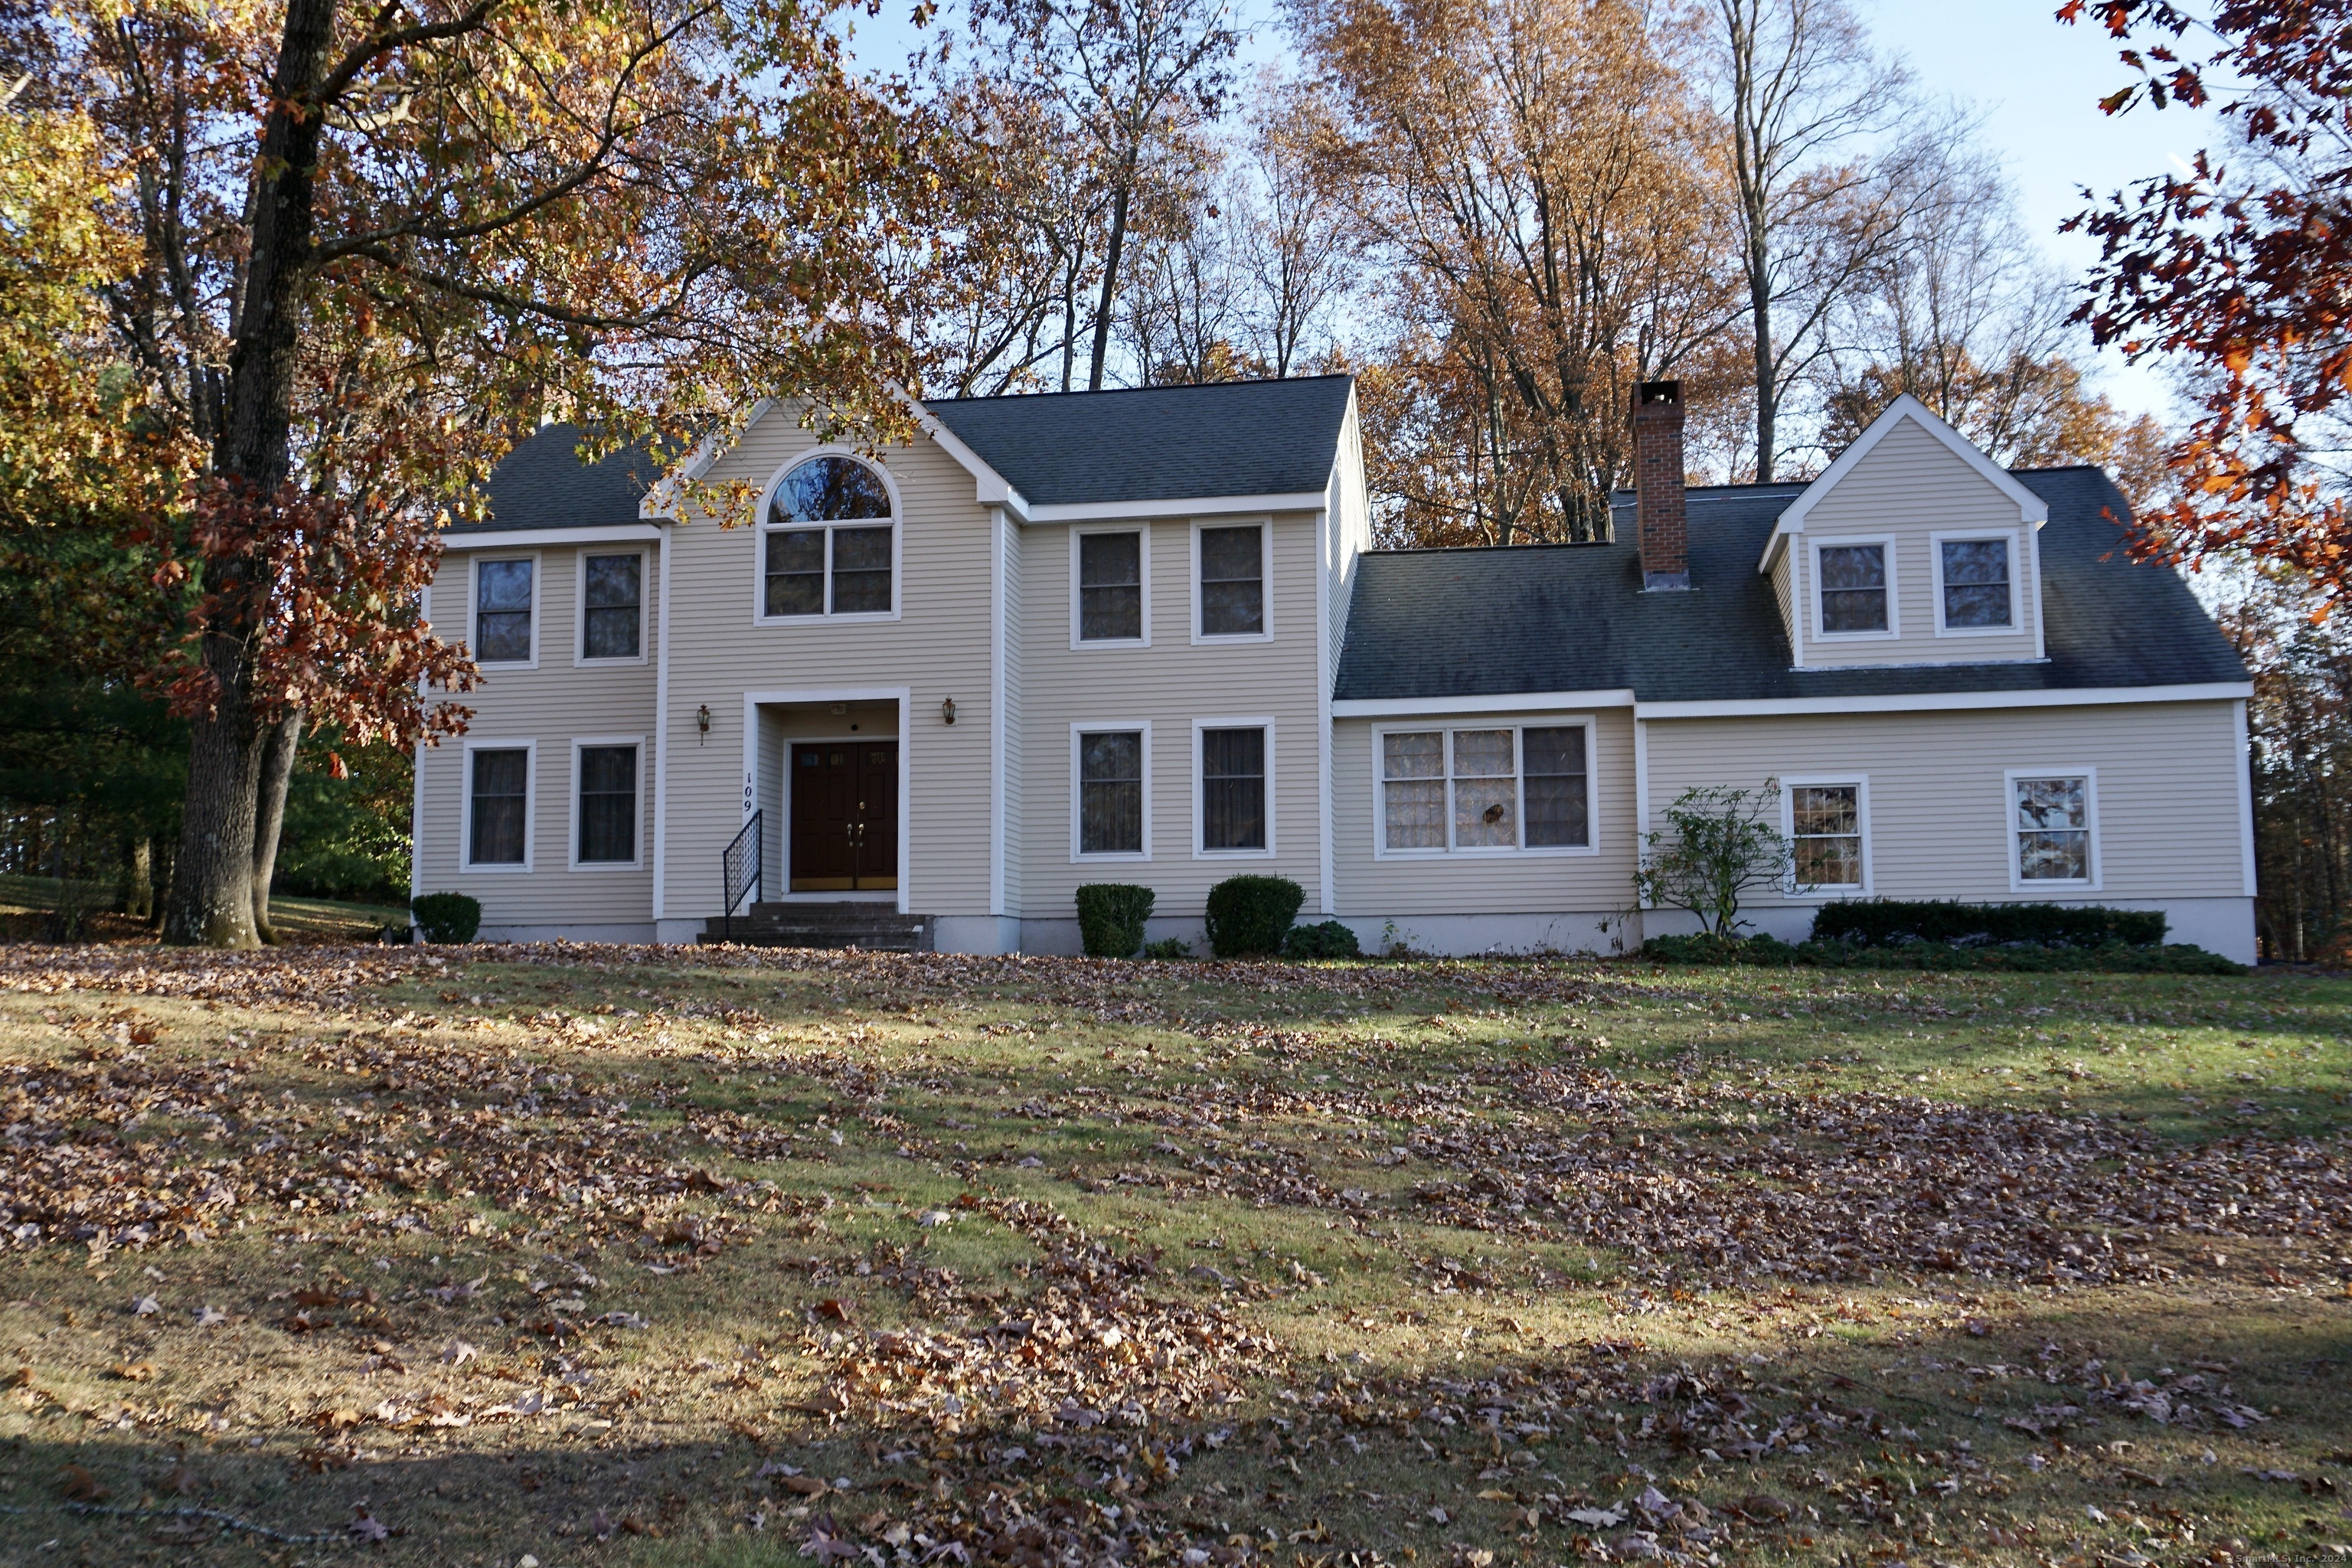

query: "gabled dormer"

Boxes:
[1759, 395, 2049, 668]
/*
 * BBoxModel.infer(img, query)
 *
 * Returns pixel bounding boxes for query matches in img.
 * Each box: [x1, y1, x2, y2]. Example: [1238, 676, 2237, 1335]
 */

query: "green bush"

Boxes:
[1810, 899, 2165, 948]
[1075, 884, 1156, 958]
[1641, 932, 2241, 975]
[410, 891, 482, 944]
[1141, 936, 1194, 960]
[1282, 919, 1362, 959]
[1204, 874, 1305, 958]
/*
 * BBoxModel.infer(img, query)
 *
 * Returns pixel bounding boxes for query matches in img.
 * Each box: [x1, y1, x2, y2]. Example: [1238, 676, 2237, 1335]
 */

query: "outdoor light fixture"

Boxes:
[696, 703, 711, 740]
[941, 697, 957, 725]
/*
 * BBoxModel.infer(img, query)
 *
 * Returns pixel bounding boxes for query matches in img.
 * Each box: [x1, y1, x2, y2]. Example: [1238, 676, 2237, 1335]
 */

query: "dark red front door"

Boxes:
[789, 741, 898, 891]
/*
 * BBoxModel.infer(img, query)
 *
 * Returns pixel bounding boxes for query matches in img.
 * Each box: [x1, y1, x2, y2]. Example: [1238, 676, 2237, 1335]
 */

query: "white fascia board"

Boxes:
[1331, 689, 1637, 719]
[1762, 395, 2050, 570]
[443, 523, 664, 550]
[904, 394, 1031, 519]
[639, 400, 773, 519]
[1635, 680, 2252, 720]
[1024, 489, 1331, 524]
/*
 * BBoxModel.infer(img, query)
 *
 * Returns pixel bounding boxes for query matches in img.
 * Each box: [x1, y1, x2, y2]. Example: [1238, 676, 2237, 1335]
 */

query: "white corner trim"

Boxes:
[445, 524, 664, 551]
[750, 448, 904, 626]
[1332, 689, 1636, 719]
[1926, 528, 2027, 638]
[990, 507, 1009, 918]
[1190, 517, 1275, 644]
[1070, 720, 1153, 864]
[1809, 534, 1900, 642]
[1069, 521, 1152, 648]
[458, 737, 537, 874]
[573, 547, 651, 665]
[1027, 492, 1326, 524]
[651, 531, 671, 920]
[1315, 505, 1335, 916]
[2005, 765, 2102, 893]
[1777, 774, 1872, 898]
[1770, 394, 2052, 540]
[566, 736, 648, 871]
[1634, 681, 2252, 720]
[2234, 697, 2257, 897]
[469, 551, 541, 671]
[1191, 717, 1278, 860]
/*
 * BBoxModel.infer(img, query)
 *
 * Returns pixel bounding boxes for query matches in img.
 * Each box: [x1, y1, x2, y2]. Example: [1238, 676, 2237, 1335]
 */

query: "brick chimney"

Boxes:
[1631, 380, 1689, 590]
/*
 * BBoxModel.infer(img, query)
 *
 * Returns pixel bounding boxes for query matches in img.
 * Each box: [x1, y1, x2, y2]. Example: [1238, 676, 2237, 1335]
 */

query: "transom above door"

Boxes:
[789, 740, 899, 891]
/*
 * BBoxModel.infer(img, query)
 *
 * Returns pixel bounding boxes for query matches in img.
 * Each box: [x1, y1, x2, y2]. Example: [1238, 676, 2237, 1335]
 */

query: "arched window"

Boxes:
[760, 455, 895, 618]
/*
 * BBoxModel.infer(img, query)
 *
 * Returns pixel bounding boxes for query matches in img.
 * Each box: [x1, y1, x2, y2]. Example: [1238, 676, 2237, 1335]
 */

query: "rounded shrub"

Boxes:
[1282, 919, 1361, 960]
[410, 891, 482, 944]
[1204, 874, 1304, 958]
[1076, 884, 1155, 958]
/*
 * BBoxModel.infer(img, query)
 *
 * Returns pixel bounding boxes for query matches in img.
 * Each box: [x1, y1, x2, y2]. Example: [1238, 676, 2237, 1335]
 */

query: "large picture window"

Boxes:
[1198, 725, 1268, 853]
[1196, 523, 1266, 638]
[1076, 728, 1146, 858]
[1076, 530, 1145, 642]
[2011, 771, 2096, 885]
[466, 746, 531, 867]
[474, 558, 534, 664]
[1377, 723, 1593, 854]
[760, 454, 895, 619]
[582, 554, 642, 659]
[576, 743, 638, 865]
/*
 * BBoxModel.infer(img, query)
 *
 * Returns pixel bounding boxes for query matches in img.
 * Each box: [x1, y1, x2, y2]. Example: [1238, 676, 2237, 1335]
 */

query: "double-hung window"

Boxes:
[474, 558, 535, 664]
[1198, 724, 1269, 853]
[466, 745, 531, 868]
[2011, 771, 2096, 885]
[582, 554, 642, 659]
[1075, 727, 1147, 858]
[1196, 523, 1266, 638]
[1378, 724, 1592, 854]
[1816, 541, 1890, 635]
[576, 743, 639, 866]
[1786, 780, 1866, 892]
[1076, 529, 1145, 642]
[1936, 536, 2014, 631]
[760, 453, 895, 619]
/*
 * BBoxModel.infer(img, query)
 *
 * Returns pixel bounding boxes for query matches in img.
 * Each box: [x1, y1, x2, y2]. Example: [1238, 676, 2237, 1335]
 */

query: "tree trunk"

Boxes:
[1088, 173, 1134, 391]
[163, 0, 338, 946]
[251, 708, 303, 942]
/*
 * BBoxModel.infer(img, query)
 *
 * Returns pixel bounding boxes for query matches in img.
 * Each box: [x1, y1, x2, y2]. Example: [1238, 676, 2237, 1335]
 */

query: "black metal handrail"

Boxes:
[721, 810, 762, 942]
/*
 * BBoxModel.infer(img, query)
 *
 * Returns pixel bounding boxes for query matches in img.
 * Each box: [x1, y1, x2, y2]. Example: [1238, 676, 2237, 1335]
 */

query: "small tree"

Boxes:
[1632, 782, 1792, 938]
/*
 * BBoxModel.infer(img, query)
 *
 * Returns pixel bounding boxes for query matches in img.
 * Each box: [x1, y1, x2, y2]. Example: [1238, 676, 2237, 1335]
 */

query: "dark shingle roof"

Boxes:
[1332, 466, 2247, 703]
[925, 376, 1354, 505]
[446, 423, 657, 534]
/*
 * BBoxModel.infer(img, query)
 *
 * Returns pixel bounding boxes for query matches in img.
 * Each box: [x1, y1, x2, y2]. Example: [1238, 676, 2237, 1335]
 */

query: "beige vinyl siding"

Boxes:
[1771, 547, 1795, 656]
[1018, 511, 1325, 919]
[997, 511, 1024, 915]
[1794, 415, 2041, 667]
[1330, 707, 1638, 915]
[413, 541, 660, 925]
[657, 420, 996, 923]
[1642, 700, 2244, 906]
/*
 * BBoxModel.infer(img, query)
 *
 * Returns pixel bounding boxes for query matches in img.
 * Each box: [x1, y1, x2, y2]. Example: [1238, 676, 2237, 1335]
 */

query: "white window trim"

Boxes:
[1190, 516, 1274, 645]
[1927, 528, 2026, 638]
[469, 552, 541, 670]
[750, 446, 905, 626]
[574, 549, 649, 665]
[1070, 720, 1152, 863]
[1070, 523, 1152, 648]
[1370, 717, 1601, 860]
[1809, 534, 1899, 642]
[2005, 765, 2101, 892]
[459, 737, 537, 874]
[567, 736, 645, 871]
[1191, 717, 1277, 859]
[1779, 773, 1871, 897]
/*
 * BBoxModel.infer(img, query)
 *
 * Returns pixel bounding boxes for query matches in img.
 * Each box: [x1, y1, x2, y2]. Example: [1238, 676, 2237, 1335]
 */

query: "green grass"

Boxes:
[0, 946, 2344, 1566]
[0, 872, 407, 941]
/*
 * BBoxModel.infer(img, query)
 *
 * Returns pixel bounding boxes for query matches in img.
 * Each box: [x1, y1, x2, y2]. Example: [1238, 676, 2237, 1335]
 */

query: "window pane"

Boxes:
[584, 554, 639, 609]
[1201, 727, 1266, 850]
[1523, 727, 1588, 847]
[1383, 780, 1445, 848]
[765, 529, 824, 616]
[831, 527, 893, 614]
[1791, 784, 1860, 887]
[1079, 731, 1143, 855]
[771, 456, 891, 522]
[1942, 539, 2012, 627]
[577, 745, 636, 863]
[1818, 544, 1887, 632]
[1453, 777, 1515, 847]
[1451, 729, 1513, 778]
[469, 749, 528, 864]
[1383, 731, 1442, 780]
[583, 556, 640, 656]
[584, 606, 637, 659]
[1199, 525, 1263, 635]
[1079, 532, 1143, 641]
[476, 559, 533, 661]
[2016, 776, 2089, 880]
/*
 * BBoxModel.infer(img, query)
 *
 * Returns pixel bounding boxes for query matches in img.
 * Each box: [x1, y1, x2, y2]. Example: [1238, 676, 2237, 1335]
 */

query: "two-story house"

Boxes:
[413, 376, 2257, 962]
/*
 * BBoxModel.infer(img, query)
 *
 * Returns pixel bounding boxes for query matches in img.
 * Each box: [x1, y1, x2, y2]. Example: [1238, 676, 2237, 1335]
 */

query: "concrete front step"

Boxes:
[699, 903, 935, 952]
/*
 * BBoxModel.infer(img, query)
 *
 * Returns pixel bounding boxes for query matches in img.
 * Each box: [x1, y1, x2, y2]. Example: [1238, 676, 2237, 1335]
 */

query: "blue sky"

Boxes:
[841, 0, 2218, 420]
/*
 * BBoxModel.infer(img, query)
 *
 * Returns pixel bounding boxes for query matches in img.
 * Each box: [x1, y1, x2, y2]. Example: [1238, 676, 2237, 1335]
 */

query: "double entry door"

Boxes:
[788, 740, 899, 891]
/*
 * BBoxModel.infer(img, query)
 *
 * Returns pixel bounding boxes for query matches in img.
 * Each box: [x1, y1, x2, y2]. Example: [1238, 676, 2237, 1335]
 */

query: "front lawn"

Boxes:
[0, 945, 2345, 1565]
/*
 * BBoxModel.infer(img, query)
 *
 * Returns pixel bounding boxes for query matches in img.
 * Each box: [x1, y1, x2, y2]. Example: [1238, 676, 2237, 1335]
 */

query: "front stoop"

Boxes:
[698, 901, 934, 952]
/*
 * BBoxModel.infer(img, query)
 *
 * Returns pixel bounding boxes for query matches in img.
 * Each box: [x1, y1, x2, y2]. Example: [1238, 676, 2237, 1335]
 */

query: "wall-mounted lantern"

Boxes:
[941, 697, 957, 726]
[696, 703, 712, 742]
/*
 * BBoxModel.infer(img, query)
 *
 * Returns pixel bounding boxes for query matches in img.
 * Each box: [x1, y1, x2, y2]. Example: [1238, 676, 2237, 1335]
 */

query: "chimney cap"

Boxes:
[1635, 379, 1681, 409]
